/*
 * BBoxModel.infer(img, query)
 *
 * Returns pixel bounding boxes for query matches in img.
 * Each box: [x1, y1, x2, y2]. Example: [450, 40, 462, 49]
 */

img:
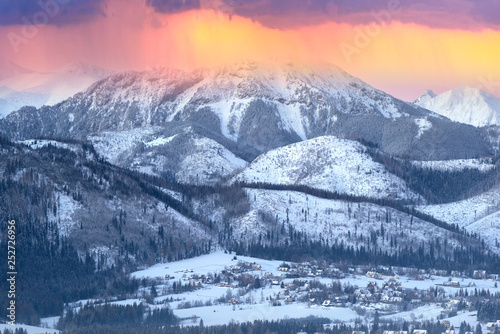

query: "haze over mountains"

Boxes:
[0, 59, 113, 118]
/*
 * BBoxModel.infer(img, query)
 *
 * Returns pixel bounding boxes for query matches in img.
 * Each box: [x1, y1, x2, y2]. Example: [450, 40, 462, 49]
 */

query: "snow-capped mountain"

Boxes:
[0, 61, 492, 161]
[89, 126, 248, 185]
[0, 61, 114, 118]
[59, 61, 114, 77]
[232, 136, 420, 201]
[414, 89, 437, 105]
[415, 86, 500, 127]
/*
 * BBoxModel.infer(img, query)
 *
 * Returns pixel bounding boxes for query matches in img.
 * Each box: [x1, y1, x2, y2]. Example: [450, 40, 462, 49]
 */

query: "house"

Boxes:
[486, 321, 500, 334]
[229, 298, 240, 305]
[413, 330, 427, 334]
[322, 300, 332, 307]
[443, 281, 460, 287]
[474, 270, 487, 279]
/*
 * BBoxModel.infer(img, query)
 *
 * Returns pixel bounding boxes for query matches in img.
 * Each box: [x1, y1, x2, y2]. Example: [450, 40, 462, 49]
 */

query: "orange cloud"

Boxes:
[1, 1, 500, 100]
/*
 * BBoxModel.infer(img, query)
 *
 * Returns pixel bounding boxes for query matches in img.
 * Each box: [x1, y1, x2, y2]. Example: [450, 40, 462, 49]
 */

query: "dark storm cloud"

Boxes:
[1, 0, 498, 30]
[146, 0, 500, 30]
[0, 0, 105, 26]
[145, 0, 201, 14]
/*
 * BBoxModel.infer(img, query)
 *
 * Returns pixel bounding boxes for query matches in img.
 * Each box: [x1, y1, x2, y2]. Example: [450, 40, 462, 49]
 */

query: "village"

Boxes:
[123, 252, 500, 333]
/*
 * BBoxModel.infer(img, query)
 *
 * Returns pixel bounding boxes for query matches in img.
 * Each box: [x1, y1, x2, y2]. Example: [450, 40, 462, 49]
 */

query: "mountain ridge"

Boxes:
[0, 61, 492, 161]
[415, 86, 500, 127]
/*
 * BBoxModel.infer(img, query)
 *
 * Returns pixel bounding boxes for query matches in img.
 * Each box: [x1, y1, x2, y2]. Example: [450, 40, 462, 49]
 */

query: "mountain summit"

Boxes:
[415, 86, 500, 127]
[414, 89, 437, 105]
[57, 61, 114, 77]
[0, 62, 492, 160]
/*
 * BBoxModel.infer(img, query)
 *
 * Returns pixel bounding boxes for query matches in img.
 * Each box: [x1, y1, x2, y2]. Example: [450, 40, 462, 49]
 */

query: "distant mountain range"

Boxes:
[414, 86, 500, 127]
[0, 59, 113, 118]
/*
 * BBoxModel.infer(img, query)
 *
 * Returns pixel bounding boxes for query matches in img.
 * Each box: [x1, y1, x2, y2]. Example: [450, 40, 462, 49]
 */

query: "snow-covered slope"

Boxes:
[415, 86, 500, 127]
[411, 158, 495, 172]
[0, 61, 427, 138]
[180, 62, 418, 140]
[418, 184, 500, 248]
[1, 61, 492, 161]
[232, 136, 419, 201]
[233, 189, 457, 249]
[90, 126, 248, 185]
[414, 89, 437, 105]
[0, 61, 113, 118]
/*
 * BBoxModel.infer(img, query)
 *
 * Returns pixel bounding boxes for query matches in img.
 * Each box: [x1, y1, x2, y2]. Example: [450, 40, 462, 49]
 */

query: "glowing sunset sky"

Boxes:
[1, 0, 500, 101]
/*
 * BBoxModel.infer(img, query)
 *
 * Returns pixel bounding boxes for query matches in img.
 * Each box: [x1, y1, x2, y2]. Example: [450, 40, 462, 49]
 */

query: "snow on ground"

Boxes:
[132, 252, 362, 326]
[90, 126, 247, 184]
[417, 184, 500, 227]
[0, 324, 59, 334]
[411, 158, 495, 172]
[418, 184, 500, 247]
[132, 251, 283, 281]
[466, 211, 500, 247]
[40, 316, 60, 330]
[415, 86, 500, 127]
[233, 136, 419, 201]
[20, 139, 81, 154]
[444, 311, 480, 331]
[176, 136, 247, 185]
[88, 127, 157, 165]
[175, 304, 359, 327]
[127, 251, 500, 327]
[382, 304, 442, 323]
[276, 102, 308, 140]
[235, 188, 459, 249]
[415, 118, 432, 139]
[47, 191, 83, 236]
[145, 134, 177, 147]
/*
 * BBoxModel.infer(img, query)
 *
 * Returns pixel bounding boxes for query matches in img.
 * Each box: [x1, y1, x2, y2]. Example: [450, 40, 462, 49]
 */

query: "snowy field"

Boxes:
[126, 252, 500, 327]
[0, 324, 59, 334]
[411, 158, 495, 172]
[175, 303, 360, 327]
[132, 251, 283, 280]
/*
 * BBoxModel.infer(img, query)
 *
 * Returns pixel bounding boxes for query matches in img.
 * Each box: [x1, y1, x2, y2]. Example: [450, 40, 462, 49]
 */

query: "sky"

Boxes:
[0, 0, 500, 101]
